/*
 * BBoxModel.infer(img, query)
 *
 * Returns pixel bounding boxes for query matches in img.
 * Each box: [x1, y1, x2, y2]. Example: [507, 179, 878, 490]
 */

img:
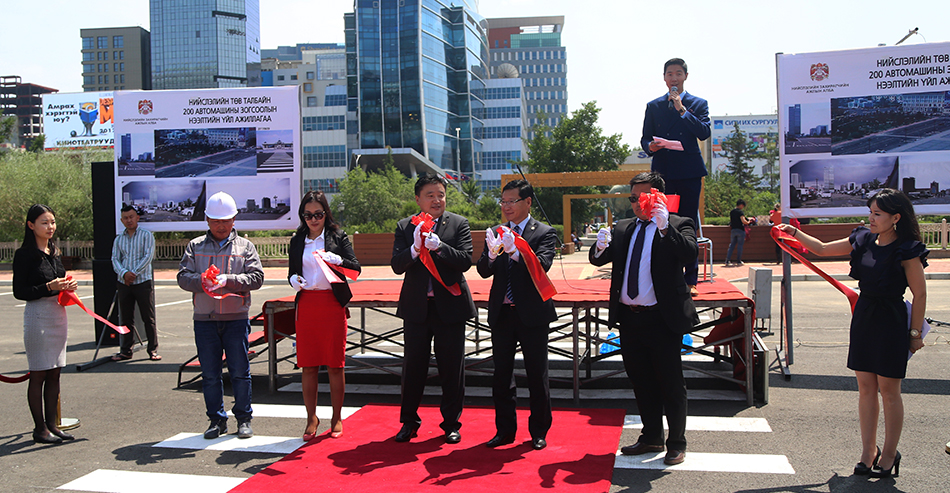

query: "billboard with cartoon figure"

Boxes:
[42, 92, 114, 150]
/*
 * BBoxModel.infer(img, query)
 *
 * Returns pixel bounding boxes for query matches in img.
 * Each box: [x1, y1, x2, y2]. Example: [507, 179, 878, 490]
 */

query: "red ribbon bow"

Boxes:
[313, 249, 360, 283]
[58, 284, 130, 335]
[496, 226, 558, 302]
[201, 264, 243, 300]
[638, 188, 668, 217]
[770, 226, 859, 312]
[410, 212, 461, 296]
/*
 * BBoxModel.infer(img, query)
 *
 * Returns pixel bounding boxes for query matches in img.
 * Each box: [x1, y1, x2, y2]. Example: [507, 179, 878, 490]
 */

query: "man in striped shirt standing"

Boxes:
[111, 205, 159, 361]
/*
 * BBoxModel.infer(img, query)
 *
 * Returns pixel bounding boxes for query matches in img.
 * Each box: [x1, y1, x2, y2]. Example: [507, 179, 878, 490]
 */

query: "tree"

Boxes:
[27, 135, 45, 153]
[515, 101, 631, 234]
[0, 115, 16, 157]
[461, 178, 481, 204]
[330, 163, 414, 233]
[760, 129, 780, 193]
[0, 149, 110, 241]
[718, 122, 758, 188]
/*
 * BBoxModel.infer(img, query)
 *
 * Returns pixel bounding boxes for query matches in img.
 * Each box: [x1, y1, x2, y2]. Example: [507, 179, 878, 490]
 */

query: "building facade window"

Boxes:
[97, 36, 108, 49]
[277, 75, 285, 81]
[478, 151, 521, 170]
[83, 52, 95, 61]
[290, 74, 298, 80]
[324, 94, 346, 106]
[303, 178, 340, 193]
[82, 37, 94, 50]
[303, 83, 312, 92]
[306, 72, 315, 80]
[306, 96, 317, 107]
[302, 115, 345, 131]
[113, 36, 124, 48]
[302, 145, 347, 168]
[83, 76, 95, 85]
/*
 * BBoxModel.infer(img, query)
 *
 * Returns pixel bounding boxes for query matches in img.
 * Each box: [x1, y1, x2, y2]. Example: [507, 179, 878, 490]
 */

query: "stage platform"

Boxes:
[261, 278, 762, 405]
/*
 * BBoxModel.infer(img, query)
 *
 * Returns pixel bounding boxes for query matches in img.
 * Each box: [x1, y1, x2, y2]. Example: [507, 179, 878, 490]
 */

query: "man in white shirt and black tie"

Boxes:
[589, 171, 699, 466]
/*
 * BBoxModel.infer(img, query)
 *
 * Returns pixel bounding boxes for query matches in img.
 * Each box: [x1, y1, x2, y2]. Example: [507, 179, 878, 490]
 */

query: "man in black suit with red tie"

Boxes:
[589, 171, 699, 466]
[391, 174, 476, 444]
[476, 179, 557, 451]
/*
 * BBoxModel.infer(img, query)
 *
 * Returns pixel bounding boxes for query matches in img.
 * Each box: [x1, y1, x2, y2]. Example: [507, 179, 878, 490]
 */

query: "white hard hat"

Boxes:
[206, 191, 238, 219]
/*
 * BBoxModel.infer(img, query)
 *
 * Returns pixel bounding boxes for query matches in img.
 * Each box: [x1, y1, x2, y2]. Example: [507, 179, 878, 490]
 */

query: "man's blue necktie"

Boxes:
[506, 224, 521, 303]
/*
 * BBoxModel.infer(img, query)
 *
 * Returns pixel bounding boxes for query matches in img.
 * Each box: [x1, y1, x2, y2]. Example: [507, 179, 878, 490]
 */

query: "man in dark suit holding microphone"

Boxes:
[590, 171, 699, 466]
[641, 58, 710, 296]
[476, 179, 557, 450]
[391, 174, 476, 444]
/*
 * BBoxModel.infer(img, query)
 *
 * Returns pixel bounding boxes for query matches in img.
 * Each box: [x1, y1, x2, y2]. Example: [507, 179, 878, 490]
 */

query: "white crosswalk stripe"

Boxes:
[615, 452, 795, 474]
[615, 414, 793, 474]
[58, 469, 245, 492]
[154, 432, 305, 454]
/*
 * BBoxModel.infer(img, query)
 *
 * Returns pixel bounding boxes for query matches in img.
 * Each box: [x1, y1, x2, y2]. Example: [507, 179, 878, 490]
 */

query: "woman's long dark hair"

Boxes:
[20, 204, 58, 256]
[295, 190, 338, 238]
[867, 188, 920, 243]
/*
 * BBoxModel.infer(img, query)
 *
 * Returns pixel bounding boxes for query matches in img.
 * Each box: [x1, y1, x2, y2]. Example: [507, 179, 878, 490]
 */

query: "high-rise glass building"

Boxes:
[345, 0, 489, 178]
[487, 16, 567, 140]
[150, 0, 261, 89]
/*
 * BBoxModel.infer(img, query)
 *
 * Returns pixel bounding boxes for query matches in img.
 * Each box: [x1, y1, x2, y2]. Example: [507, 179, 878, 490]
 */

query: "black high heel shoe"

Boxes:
[870, 451, 901, 478]
[854, 446, 881, 475]
[32, 431, 63, 445]
[49, 428, 75, 440]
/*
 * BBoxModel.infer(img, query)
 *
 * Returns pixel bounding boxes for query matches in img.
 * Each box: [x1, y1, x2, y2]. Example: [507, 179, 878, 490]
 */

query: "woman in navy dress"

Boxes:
[777, 189, 926, 479]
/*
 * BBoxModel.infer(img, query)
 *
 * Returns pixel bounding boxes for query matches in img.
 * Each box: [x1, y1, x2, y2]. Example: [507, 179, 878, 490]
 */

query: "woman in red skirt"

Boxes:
[288, 191, 360, 440]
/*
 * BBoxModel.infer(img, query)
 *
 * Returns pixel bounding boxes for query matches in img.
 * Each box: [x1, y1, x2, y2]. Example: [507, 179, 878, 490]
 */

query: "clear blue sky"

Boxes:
[3, 0, 947, 149]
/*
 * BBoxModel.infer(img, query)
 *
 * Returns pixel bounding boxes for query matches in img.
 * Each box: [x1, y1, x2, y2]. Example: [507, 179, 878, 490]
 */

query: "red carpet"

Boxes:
[230, 404, 624, 492]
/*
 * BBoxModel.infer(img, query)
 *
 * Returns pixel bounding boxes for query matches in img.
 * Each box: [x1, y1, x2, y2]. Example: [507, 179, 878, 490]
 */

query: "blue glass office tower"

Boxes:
[150, 0, 261, 89]
[345, 0, 489, 177]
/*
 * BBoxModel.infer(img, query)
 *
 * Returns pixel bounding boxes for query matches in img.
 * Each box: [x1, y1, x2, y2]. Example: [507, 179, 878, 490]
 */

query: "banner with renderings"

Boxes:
[42, 91, 114, 150]
[112, 86, 300, 232]
[777, 42, 950, 218]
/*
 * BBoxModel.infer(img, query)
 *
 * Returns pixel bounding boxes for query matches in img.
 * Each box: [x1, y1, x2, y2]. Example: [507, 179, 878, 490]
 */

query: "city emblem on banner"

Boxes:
[810, 63, 830, 81]
[138, 99, 153, 115]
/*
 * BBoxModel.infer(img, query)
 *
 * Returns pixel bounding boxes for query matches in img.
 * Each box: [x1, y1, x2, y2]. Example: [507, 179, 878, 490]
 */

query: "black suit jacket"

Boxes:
[476, 218, 558, 327]
[589, 215, 700, 334]
[288, 228, 361, 307]
[391, 211, 476, 325]
[640, 92, 711, 181]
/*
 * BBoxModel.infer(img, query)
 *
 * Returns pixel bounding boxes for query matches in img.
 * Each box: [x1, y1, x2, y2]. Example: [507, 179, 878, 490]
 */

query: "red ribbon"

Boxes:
[313, 250, 360, 283]
[638, 188, 668, 217]
[496, 226, 558, 302]
[409, 213, 461, 296]
[58, 289, 130, 335]
[770, 226, 859, 312]
[201, 264, 244, 300]
[0, 373, 29, 383]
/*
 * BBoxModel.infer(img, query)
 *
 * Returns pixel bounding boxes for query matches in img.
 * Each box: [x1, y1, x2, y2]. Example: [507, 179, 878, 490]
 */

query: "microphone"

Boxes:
[668, 86, 678, 110]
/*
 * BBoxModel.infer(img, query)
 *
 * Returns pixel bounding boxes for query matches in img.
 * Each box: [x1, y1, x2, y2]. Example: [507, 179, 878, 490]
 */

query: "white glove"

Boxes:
[502, 228, 517, 254]
[596, 228, 612, 251]
[485, 228, 501, 260]
[652, 202, 669, 231]
[424, 231, 442, 251]
[289, 275, 308, 292]
[319, 250, 343, 265]
[411, 224, 423, 258]
[209, 273, 227, 291]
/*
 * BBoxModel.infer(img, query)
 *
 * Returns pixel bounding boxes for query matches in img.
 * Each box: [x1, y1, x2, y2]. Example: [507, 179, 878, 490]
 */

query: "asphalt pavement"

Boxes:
[1, 252, 949, 492]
